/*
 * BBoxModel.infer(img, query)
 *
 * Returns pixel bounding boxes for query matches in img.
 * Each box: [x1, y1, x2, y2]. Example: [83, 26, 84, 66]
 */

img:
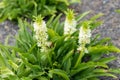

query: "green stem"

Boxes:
[74, 51, 84, 68]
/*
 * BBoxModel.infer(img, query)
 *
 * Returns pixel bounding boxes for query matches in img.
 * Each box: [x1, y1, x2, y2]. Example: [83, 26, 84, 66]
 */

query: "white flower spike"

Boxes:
[78, 26, 91, 45]
[78, 22, 91, 53]
[33, 15, 48, 52]
[64, 9, 77, 35]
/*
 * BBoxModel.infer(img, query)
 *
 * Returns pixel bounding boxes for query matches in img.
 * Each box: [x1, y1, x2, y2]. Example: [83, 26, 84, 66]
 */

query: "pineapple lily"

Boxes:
[64, 9, 77, 35]
[33, 15, 49, 52]
[78, 22, 91, 53]
[0, 10, 120, 80]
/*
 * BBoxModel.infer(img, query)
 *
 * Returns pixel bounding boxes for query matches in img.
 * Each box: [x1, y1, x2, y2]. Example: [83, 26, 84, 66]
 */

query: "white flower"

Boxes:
[77, 46, 88, 53]
[64, 18, 77, 35]
[33, 16, 48, 52]
[64, 9, 77, 35]
[78, 26, 91, 45]
[78, 26, 91, 53]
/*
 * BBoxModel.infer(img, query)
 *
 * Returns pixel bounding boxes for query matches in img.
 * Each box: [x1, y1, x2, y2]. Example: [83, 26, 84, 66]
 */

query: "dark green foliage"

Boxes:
[0, 0, 80, 22]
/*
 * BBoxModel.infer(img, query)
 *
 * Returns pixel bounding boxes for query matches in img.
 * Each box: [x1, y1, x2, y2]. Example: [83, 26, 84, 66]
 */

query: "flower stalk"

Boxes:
[74, 22, 92, 68]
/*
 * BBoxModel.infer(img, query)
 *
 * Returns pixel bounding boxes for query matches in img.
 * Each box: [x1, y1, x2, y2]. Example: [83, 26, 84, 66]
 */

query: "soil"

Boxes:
[0, 0, 120, 80]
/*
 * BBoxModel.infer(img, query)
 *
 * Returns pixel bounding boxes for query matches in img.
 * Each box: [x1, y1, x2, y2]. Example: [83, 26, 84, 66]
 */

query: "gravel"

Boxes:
[0, 21, 18, 45]
[0, 0, 120, 80]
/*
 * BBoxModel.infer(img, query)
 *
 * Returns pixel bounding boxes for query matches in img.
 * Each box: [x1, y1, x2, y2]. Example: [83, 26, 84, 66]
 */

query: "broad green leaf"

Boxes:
[71, 62, 108, 76]
[88, 45, 120, 54]
[47, 29, 59, 39]
[0, 44, 23, 53]
[8, 60, 18, 71]
[98, 56, 116, 64]
[89, 45, 120, 61]
[109, 68, 120, 74]
[81, 73, 117, 79]
[62, 50, 73, 65]
[21, 53, 37, 64]
[93, 38, 111, 46]
[17, 63, 25, 77]
[47, 15, 55, 27]
[51, 14, 62, 31]
[93, 69, 108, 73]
[29, 72, 46, 79]
[49, 69, 70, 80]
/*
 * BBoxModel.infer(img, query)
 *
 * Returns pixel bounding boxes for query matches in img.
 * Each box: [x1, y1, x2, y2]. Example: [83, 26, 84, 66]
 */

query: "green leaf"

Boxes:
[0, 44, 23, 53]
[90, 13, 104, 21]
[63, 58, 72, 73]
[0, 2, 5, 8]
[71, 62, 108, 76]
[88, 45, 120, 54]
[81, 73, 117, 79]
[38, 76, 48, 80]
[8, 60, 18, 71]
[0, 67, 14, 78]
[76, 11, 90, 21]
[98, 56, 116, 64]
[21, 77, 32, 80]
[88, 45, 120, 61]
[17, 63, 25, 77]
[49, 69, 70, 80]
[47, 29, 59, 39]
[93, 37, 111, 46]
[115, 9, 120, 14]
[62, 50, 73, 65]
[88, 77, 99, 80]
[70, 0, 81, 4]
[47, 15, 55, 27]
[21, 53, 37, 64]
[29, 72, 46, 79]
[90, 21, 103, 30]
[93, 69, 108, 73]
[90, 34, 100, 45]
[54, 36, 65, 51]
[56, 0, 69, 5]
[109, 68, 120, 74]
[51, 14, 62, 31]
[0, 50, 7, 66]
[19, 53, 40, 71]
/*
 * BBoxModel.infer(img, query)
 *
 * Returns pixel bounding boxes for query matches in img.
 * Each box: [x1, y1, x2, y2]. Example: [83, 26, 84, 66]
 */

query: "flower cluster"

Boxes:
[64, 9, 77, 35]
[64, 10, 91, 53]
[34, 11, 91, 53]
[33, 15, 48, 52]
[78, 25, 91, 53]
